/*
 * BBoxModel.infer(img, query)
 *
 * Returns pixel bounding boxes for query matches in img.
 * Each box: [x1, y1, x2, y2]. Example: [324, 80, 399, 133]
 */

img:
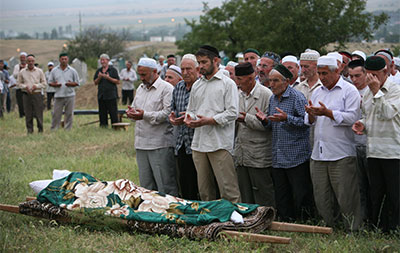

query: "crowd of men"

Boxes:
[1, 44, 399, 233]
[125, 45, 399, 233]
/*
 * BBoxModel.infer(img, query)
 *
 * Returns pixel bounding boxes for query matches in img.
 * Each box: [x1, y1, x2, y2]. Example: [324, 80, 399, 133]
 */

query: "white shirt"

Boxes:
[119, 68, 137, 90]
[45, 70, 56, 93]
[305, 77, 360, 161]
[360, 79, 400, 159]
[388, 70, 400, 85]
[186, 70, 239, 154]
[132, 77, 174, 150]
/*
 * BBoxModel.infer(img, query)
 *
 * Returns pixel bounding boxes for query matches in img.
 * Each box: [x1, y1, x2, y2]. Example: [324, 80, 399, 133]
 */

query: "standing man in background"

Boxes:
[48, 53, 80, 130]
[13, 52, 28, 117]
[17, 54, 47, 134]
[45, 61, 55, 110]
[94, 53, 120, 127]
[120, 60, 137, 106]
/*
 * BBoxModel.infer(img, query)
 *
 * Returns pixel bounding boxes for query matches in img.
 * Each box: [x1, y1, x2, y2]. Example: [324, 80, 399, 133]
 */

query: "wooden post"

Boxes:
[0, 204, 20, 214]
[269, 222, 332, 234]
[221, 230, 291, 244]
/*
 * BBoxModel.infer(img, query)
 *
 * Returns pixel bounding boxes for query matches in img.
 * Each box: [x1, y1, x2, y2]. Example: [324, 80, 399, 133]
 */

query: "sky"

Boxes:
[0, 0, 397, 34]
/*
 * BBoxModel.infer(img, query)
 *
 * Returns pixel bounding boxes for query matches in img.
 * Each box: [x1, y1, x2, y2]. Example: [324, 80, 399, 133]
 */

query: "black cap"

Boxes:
[167, 54, 175, 58]
[365, 56, 386, 71]
[199, 45, 219, 58]
[235, 62, 254, 76]
[273, 64, 293, 79]
[348, 59, 364, 69]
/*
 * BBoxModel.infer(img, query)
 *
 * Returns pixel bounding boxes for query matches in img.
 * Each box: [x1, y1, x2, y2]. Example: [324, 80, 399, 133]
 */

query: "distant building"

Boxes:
[150, 36, 162, 42]
[163, 36, 176, 42]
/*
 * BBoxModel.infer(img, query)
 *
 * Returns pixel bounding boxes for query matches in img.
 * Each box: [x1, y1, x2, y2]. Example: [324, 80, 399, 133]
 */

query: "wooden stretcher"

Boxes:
[0, 197, 332, 244]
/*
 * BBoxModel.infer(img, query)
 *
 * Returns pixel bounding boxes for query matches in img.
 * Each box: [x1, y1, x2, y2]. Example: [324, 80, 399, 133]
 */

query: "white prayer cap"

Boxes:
[300, 50, 320, 61]
[47, 61, 54, 66]
[394, 57, 400, 67]
[138, 57, 157, 69]
[282, 55, 298, 64]
[159, 55, 165, 59]
[20, 52, 28, 56]
[182, 53, 198, 67]
[226, 61, 238, 67]
[317, 56, 338, 68]
[168, 65, 182, 77]
[99, 53, 110, 60]
[352, 50, 366, 61]
[327, 52, 343, 63]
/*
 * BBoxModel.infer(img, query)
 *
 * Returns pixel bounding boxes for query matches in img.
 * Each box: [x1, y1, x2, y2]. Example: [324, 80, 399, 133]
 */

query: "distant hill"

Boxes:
[366, 0, 400, 11]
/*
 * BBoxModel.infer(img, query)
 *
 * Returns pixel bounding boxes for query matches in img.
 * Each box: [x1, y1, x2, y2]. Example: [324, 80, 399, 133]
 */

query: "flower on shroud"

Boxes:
[137, 192, 171, 213]
[112, 179, 138, 200]
[66, 181, 114, 210]
[105, 204, 130, 217]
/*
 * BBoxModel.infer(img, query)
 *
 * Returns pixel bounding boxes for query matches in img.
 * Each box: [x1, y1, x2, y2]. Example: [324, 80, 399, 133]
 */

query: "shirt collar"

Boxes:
[201, 69, 224, 82]
[281, 85, 291, 98]
[142, 76, 162, 90]
[320, 76, 344, 91]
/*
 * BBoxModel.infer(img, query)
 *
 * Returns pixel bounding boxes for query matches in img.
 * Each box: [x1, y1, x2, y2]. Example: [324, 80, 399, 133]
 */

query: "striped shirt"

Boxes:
[360, 79, 400, 159]
[171, 80, 194, 155]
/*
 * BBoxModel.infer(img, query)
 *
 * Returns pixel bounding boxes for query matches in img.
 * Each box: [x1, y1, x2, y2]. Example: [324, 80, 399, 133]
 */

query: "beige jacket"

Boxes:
[17, 67, 47, 93]
[234, 82, 273, 168]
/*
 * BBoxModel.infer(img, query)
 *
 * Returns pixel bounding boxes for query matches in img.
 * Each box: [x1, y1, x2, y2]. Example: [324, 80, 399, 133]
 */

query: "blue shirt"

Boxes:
[171, 80, 194, 155]
[263, 86, 310, 168]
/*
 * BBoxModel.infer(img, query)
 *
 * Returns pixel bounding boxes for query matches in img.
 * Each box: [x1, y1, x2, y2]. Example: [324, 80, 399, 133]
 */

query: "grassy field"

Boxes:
[0, 110, 399, 252]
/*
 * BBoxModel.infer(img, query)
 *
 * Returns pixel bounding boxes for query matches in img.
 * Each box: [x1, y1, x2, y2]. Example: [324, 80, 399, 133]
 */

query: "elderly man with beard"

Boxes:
[169, 54, 200, 200]
[184, 45, 240, 202]
[127, 58, 178, 196]
[257, 51, 280, 87]
[234, 62, 275, 206]
[282, 55, 300, 88]
[94, 53, 120, 127]
[17, 54, 47, 134]
[305, 56, 361, 231]
[255, 64, 314, 222]
[352, 56, 400, 232]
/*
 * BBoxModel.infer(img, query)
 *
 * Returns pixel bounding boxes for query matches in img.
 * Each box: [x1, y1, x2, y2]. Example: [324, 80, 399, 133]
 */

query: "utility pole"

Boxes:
[79, 12, 82, 34]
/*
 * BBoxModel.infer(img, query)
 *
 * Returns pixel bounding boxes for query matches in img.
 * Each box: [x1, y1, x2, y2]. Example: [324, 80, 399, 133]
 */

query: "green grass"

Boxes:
[1, 110, 399, 252]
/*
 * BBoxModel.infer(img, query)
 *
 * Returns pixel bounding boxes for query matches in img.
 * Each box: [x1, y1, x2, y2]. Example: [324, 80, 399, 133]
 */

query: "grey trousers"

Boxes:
[51, 96, 75, 130]
[192, 149, 241, 203]
[311, 157, 362, 230]
[237, 165, 275, 207]
[136, 148, 178, 197]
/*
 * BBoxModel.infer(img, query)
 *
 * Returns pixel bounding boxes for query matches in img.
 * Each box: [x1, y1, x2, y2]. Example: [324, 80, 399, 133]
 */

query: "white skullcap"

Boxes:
[159, 55, 165, 59]
[168, 65, 182, 78]
[352, 50, 366, 61]
[282, 55, 298, 64]
[394, 57, 400, 67]
[99, 53, 110, 60]
[327, 52, 343, 63]
[317, 56, 338, 68]
[138, 58, 157, 69]
[47, 61, 54, 66]
[182, 54, 198, 67]
[20, 52, 28, 56]
[226, 61, 238, 67]
[300, 50, 320, 61]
